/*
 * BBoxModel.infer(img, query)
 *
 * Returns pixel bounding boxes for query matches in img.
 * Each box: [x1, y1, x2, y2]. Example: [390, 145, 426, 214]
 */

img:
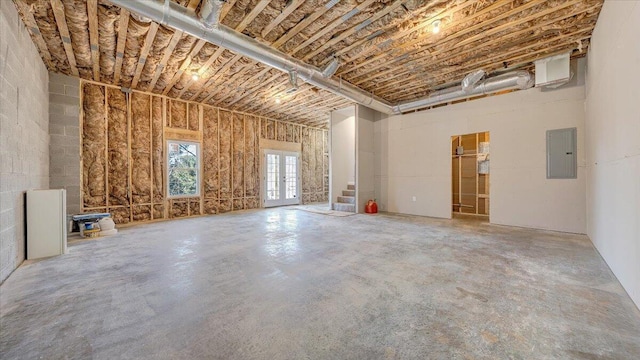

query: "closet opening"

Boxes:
[452, 132, 490, 219]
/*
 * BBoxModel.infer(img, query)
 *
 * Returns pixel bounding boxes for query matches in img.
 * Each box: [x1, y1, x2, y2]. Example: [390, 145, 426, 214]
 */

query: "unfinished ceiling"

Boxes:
[14, 0, 603, 126]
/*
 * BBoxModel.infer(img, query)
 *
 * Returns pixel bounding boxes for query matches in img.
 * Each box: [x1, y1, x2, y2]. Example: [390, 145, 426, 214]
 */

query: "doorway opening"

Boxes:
[263, 150, 300, 207]
[452, 132, 490, 218]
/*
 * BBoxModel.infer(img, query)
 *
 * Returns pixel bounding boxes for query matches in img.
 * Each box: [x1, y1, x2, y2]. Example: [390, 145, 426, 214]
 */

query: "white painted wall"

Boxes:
[330, 106, 355, 205]
[585, 0, 640, 308]
[356, 105, 376, 213]
[0, 1, 50, 283]
[375, 85, 587, 233]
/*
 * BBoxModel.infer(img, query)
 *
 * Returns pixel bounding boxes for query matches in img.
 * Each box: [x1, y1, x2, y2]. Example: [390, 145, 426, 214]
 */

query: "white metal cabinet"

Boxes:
[27, 189, 67, 259]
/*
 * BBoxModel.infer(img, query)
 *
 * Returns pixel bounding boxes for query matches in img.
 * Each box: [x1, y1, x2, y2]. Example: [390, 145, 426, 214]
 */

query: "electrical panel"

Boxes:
[546, 128, 577, 179]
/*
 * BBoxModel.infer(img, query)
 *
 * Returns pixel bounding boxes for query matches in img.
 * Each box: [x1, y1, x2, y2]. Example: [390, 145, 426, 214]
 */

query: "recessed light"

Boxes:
[275, 98, 281, 104]
[192, 72, 199, 81]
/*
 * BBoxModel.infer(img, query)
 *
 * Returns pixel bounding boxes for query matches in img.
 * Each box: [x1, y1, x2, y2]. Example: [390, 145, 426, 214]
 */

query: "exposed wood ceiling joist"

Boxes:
[112, 8, 129, 84]
[131, 23, 159, 88]
[87, 0, 100, 81]
[302, 0, 405, 62]
[14, 1, 53, 68]
[290, 0, 378, 56]
[186, 0, 200, 11]
[50, 0, 79, 76]
[13, 0, 604, 126]
[147, 29, 184, 92]
[337, 0, 505, 77]
[261, 0, 304, 39]
[270, 1, 337, 49]
[179, 46, 225, 99]
[162, 39, 206, 95]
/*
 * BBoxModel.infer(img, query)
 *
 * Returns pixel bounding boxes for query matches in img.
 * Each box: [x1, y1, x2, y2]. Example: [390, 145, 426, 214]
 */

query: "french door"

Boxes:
[263, 150, 300, 207]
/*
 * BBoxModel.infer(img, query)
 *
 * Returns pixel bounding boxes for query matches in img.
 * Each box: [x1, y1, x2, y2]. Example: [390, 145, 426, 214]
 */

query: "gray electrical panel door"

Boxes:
[547, 128, 577, 179]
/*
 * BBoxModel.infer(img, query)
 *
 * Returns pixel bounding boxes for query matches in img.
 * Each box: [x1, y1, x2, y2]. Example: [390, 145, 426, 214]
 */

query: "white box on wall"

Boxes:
[535, 52, 571, 87]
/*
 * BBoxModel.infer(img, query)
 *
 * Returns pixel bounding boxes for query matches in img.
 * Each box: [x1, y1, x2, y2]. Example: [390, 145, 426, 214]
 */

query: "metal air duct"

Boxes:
[109, 0, 394, 114]
[392, 71, 534, 114]
[286, 70, 298, 94]
[199, 0, 224, 27]
[108, 0, 536, 116]
[461, 69, 485, 93]
[321, 57, 341, 78]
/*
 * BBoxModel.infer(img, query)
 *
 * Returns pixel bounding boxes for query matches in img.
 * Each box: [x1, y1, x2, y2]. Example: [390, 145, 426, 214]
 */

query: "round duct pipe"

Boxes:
[107, 0, 535, 116]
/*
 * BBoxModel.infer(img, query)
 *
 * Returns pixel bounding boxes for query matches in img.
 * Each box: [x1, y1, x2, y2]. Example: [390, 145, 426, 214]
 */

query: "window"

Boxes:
[167, 140, 200, 197]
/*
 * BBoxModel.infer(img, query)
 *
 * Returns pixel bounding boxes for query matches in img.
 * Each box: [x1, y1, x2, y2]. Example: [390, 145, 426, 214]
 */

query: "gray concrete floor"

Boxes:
[1, 207, 639, 359]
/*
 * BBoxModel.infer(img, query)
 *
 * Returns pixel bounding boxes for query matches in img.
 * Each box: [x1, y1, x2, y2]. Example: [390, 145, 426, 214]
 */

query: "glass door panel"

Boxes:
[284, 155, 298, 200]
[264, 150, 300, 207]
[266, 153, 280, 201]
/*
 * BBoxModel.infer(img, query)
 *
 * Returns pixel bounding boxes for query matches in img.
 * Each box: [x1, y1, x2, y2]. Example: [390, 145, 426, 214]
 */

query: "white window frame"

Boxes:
[167, 140, 201, 198]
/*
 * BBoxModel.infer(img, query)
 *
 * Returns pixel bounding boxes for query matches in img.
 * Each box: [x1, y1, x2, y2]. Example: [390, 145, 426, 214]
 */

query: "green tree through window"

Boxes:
[168, 141, 199, 196]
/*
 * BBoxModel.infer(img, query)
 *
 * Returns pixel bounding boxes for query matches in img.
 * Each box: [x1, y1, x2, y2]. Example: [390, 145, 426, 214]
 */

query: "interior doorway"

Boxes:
[452, 132, 490, 218]
[263, 150, 300, 207]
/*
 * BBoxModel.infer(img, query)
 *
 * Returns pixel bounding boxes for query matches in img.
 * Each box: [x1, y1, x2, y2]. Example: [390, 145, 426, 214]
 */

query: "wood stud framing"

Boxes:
[80, 80, 328, 225]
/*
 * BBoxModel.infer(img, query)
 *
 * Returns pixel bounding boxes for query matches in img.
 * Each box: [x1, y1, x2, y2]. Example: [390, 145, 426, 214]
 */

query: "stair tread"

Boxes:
[337, 195, 356, 204]
[332, 202, 355, 213]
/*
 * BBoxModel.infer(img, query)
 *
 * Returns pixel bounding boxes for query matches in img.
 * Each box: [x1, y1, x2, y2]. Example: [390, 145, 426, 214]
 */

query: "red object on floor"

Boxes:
[365, 200, 378, 214]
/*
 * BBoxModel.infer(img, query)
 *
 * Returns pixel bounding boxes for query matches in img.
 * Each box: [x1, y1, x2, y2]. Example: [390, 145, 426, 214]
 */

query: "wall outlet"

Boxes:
[412, 196, 417, 202]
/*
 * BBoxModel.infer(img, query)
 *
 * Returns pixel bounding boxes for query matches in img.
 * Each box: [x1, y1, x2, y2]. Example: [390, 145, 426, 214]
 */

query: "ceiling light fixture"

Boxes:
[432, 19, 441, 34]
[191, 72, 199, 81]
[275, 97, 281, 104]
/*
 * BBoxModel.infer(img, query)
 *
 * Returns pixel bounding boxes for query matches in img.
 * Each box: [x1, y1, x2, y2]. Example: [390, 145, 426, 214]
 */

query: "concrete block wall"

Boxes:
[0, 1, 50, 283]
[49, 73, 81, 214]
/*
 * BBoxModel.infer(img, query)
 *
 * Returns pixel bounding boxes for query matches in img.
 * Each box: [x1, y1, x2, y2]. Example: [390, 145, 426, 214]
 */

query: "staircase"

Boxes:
[333, 184, 356, 213]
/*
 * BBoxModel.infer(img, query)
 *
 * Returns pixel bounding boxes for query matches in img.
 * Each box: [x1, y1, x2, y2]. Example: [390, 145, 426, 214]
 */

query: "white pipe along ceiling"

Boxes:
[108, 0, 535, 115]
